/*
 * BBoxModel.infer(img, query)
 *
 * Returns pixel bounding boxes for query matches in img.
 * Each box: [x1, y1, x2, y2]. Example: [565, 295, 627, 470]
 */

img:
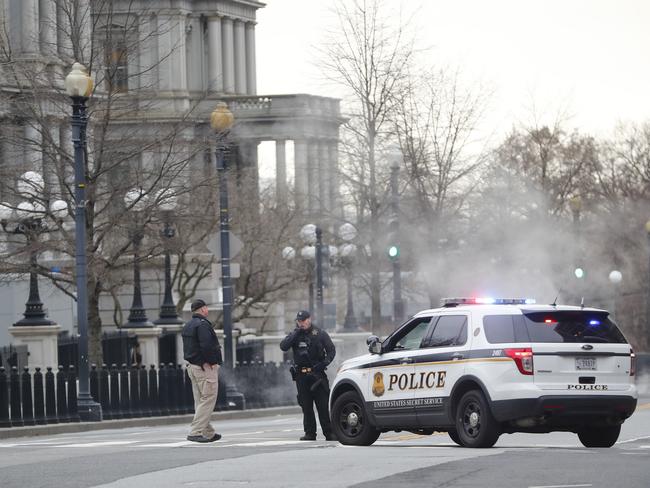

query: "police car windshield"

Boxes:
[521, 311, 627, 344]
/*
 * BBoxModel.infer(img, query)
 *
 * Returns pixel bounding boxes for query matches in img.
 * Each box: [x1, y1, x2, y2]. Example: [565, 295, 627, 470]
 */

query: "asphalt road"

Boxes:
[1, 399, 649, 488]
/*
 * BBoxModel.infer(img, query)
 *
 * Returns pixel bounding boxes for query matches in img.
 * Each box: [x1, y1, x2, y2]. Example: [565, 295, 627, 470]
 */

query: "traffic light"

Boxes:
[388, 245, 400, 259]
[387, 218, 400, 260]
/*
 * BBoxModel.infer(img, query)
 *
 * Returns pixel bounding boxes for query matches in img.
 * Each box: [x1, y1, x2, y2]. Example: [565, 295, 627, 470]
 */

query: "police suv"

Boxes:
[330, 298, 637, 448]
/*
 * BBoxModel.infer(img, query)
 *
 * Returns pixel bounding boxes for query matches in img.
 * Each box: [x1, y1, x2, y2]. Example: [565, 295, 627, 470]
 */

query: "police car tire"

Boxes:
[577, 425, 621, 448]
[455, 390, 500, 448]
[447, 428, 462, 446]
[332, 391, 381, 446]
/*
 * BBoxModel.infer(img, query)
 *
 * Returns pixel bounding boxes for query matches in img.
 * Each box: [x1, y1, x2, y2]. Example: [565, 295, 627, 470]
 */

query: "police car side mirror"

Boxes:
[367, 335, 382, 355]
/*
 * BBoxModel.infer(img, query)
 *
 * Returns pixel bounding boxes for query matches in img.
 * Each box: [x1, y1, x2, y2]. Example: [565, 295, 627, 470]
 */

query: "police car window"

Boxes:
[393, 318, 432, 350]
[484, 315, 516, 343]
[522, 311, 627, 343]
[426, 315, 467, 347]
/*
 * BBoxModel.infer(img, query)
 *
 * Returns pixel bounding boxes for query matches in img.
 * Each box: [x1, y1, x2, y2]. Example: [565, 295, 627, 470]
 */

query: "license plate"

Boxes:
[576, 357, 596, 370]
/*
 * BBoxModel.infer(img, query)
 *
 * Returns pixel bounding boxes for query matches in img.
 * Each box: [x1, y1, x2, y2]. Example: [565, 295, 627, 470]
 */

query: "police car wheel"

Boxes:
[447, 428, 461, 446]
[332, 391, 380, 446]
[577, 425, 621, 448]
[455, 390, 500, 448]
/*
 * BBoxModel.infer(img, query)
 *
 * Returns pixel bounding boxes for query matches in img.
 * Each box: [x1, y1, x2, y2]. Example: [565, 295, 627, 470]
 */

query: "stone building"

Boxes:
[0, 0, 345, 363]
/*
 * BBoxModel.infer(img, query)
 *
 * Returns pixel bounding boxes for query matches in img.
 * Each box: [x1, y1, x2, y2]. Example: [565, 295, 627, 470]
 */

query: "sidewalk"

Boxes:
[0, 405, 301, 440]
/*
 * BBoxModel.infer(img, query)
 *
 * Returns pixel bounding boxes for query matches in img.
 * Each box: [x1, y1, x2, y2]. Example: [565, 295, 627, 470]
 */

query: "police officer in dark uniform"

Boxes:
[280, 310, 336, 441]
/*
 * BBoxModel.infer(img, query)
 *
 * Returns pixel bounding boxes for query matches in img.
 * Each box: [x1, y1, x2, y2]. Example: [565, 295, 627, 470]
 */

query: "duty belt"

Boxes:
[299, 367, 312, 373]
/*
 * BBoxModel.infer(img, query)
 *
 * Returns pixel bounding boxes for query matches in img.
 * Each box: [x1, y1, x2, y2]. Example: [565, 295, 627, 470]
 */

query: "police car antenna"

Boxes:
[580, 297, 585, 309]
[551, 294, 559, 307]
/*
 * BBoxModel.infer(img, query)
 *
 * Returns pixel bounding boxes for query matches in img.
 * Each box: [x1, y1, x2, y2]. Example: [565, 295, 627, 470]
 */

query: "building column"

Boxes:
[318, 140, 329, 216]
[221, 17, 235, 93]
[157, 14, 187, 93]
[307, 141, 319, 217]
[56, 1, 72, 59]
[275, 140, 287, 207]
[245, 22, 257, 95]
[294, 139, 308, 213]
[22, 0, 39, 54]
[24, 125, 42, 171]
[207, 16, 223, 92]
[39, 0, 57, 56]
[233, 20, 247, 94]
[78, 0, 92, 62]
[328, 141, 342, 219]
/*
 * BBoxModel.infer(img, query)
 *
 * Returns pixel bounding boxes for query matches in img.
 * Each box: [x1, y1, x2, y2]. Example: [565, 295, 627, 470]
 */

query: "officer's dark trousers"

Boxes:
[296, 373, 331, 436]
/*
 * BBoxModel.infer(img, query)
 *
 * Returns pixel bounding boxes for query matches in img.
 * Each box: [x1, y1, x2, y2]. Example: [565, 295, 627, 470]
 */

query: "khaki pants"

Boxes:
[187, 364, 219, 438]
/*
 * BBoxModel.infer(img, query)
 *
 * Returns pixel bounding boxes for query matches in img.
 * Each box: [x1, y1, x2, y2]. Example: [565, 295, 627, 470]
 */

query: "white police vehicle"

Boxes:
[330, 298, 637, 448]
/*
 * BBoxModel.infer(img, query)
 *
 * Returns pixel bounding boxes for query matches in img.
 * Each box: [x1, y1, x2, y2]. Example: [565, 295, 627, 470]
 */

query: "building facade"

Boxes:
[0, 0, 344, 350]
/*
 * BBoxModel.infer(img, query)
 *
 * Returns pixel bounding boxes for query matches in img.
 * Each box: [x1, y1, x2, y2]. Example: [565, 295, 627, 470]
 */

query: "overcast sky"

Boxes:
[256, 0, 650, 139]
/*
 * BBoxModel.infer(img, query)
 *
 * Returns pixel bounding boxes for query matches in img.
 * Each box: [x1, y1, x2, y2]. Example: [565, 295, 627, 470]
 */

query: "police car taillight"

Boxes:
[630, 348, 636, 377]
[504, 348, 534, 375]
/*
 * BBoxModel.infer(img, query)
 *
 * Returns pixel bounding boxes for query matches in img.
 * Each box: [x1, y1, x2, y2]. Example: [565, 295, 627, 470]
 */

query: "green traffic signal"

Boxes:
[388, 245, 399, 259]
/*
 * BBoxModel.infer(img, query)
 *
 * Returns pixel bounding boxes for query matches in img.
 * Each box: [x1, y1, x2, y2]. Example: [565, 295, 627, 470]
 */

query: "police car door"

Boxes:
[366, 316, 434, 428]
[414, 313, 470, 428]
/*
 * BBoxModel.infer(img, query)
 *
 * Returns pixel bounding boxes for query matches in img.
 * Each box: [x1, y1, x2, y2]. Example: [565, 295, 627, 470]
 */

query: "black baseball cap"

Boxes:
[191, 299, 207, 312]
[296, 310, 311, 321]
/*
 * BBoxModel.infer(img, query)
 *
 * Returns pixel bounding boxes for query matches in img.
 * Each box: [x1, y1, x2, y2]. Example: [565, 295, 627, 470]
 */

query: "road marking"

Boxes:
[61, 441, 139, 448]
[617, 435, 650, 444]
[528, 485, 592, 488]
[223, 440, 311, 447]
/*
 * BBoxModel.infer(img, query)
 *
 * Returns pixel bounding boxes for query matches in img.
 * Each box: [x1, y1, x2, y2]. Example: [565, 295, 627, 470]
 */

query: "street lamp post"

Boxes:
[645, 220, 650, 347]
[0, 178, 67, 326]
[64, 62, 101, 420]
[339, 222, 358, 331]
[123, 188, 153, 328]
[298, 224, 325, 323]
[153, 195, 182, 326]
[210, 101, 235, 368]
[389, 147, 404, 325]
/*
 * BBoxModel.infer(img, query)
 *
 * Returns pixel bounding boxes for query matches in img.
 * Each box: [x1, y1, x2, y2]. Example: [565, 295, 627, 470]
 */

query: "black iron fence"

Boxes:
[0, 361, 296, 428]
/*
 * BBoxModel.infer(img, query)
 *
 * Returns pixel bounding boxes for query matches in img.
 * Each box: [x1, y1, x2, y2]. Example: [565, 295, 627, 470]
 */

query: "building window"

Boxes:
[105, 33, 128, 93]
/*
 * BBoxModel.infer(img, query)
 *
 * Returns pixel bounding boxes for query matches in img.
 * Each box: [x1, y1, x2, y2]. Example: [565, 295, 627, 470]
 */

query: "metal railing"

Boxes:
[0, 361, 296, 428]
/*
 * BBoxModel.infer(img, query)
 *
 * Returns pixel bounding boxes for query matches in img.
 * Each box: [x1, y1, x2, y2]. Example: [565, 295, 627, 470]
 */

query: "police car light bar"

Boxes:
[442, 297, 536, 306]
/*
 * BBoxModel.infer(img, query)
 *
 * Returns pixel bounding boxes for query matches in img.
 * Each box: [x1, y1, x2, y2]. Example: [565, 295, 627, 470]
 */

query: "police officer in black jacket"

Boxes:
[182, 299, 223, 443]
[280, 310, 336, 441]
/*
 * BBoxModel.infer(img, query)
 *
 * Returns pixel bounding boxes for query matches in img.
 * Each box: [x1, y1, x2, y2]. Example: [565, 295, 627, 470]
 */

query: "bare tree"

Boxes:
[321, 0, 415, 331]
[0, 1, 217, 363]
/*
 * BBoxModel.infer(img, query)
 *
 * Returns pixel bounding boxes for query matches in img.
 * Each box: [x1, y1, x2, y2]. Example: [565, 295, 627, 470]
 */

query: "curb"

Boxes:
[0, 405, 302, 440]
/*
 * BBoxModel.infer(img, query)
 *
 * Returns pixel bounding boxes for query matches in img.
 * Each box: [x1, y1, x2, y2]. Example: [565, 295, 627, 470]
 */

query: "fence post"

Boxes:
[0, 367, 10, 427]
[56, 366, 69, 423]
[90, 364, 99, 405]
[109, 364, 121, 419]
[45, 367, 57, 424]
[10, 366, 23, 427]
[171, 363, 181, 415]
[138, 366, 151, 417]
[33, 367, 46, 425]
[148, 365, 160, 416]
[20, 367, 34, 426]
[129, 365, 140, 417]
[67, 366, 80, 422]
[184, 365, 193, 414]
[99, 364, 111, 420]
[158, 363, 169, 416]
[119, 364, 131, 418]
